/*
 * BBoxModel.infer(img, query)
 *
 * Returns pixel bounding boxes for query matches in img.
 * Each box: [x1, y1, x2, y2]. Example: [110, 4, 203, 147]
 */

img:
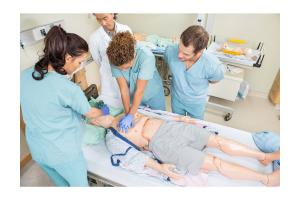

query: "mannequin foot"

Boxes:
[260, 153, 273, 166]
[262, 170, 280, 186]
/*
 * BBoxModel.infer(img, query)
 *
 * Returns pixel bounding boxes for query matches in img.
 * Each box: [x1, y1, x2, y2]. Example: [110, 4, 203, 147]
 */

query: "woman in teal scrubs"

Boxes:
[106, 31, 165, 132]
[20, 26, 109, 186]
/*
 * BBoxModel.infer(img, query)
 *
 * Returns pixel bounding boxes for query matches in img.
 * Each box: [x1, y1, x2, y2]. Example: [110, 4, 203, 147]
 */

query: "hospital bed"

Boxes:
[82, 107, 272, 187]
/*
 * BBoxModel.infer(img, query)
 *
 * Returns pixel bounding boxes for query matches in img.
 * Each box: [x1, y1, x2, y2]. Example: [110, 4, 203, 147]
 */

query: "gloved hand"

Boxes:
[100, 104, 110, 116]
[118, 114, 134, 133]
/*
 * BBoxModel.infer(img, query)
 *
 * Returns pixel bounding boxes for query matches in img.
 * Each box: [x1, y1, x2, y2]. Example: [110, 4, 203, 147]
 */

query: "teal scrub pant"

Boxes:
[37, 155, 89, 187]
[171, 96, 206, 120]
[142, 88, 166, 111]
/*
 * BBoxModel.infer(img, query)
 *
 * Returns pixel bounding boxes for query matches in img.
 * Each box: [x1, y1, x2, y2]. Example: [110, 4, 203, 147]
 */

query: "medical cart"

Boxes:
[205, 36, 265, 121]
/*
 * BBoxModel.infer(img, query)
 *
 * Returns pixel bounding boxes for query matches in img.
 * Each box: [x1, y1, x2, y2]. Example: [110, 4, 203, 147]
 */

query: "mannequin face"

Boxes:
[94, 13, 115, 31]
[63, 53, 88, 75]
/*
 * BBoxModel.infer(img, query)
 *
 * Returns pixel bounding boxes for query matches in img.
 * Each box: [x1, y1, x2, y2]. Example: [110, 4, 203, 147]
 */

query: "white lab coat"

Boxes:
[89, 22, 132, 108]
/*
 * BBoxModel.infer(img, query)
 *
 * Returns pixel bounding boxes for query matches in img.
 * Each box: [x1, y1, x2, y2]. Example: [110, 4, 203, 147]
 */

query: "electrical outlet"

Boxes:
[32, 26, 45, 41]
[40, 29, 47, 36]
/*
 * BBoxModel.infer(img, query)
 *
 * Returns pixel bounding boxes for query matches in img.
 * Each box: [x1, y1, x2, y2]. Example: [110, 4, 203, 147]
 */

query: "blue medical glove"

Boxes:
[100, 104, 110, 116]
[118, 114, 134, 133]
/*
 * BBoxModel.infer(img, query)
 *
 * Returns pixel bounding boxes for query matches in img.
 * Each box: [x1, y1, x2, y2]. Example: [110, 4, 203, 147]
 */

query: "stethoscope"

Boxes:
[120, 51, 137, 92]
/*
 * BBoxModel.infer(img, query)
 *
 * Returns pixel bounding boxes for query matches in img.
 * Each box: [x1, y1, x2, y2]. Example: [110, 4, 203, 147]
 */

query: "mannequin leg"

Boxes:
[201, 154, 280, 186]
[206, 135, 278, 164]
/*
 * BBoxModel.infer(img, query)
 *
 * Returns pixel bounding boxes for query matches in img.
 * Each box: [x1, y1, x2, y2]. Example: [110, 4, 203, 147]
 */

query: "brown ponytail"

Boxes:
[32, 26, 88, 80]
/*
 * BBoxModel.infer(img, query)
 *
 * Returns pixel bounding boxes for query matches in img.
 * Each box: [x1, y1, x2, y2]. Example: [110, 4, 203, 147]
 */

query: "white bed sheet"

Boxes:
[83, 140, 173, 186]
[82, 116, 272, 186]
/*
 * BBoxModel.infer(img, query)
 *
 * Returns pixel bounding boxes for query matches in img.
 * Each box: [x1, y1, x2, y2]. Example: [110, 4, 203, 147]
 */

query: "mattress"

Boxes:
[82, 113, 272, 186]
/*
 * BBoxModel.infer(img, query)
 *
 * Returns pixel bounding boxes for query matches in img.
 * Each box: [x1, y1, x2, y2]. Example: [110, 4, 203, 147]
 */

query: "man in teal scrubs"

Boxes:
[106, 31, 165, 132]
[164, 25, 225, 120]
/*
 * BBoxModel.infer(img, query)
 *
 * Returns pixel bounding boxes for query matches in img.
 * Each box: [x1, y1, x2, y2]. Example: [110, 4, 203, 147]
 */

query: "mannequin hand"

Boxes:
[90, 115, 114, 128]
[161, 164, 183, 180]
[180, 116, 191, 123]
[180, 116, 198, 124]
[118, 114, 134, 133]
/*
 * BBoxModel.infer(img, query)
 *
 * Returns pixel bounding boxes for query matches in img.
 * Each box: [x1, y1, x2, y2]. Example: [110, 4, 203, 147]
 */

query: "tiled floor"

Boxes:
[20, 160, 53, 186]
[20, 95, 280, 186]
[205, 96, 280, 133]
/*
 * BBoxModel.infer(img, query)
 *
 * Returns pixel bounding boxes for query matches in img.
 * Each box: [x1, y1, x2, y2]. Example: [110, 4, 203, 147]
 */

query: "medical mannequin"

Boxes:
[100, 113, 280, 186]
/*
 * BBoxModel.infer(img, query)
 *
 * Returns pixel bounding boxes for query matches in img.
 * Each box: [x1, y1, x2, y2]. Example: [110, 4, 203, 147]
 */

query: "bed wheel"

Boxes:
[224, 113, 232, 121]
[164, 86, 170, 96]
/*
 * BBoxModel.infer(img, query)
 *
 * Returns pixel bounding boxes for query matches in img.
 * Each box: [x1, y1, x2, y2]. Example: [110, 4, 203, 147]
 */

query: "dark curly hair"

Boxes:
[32, 26, 88, 80]
[106, 31, 135, 66]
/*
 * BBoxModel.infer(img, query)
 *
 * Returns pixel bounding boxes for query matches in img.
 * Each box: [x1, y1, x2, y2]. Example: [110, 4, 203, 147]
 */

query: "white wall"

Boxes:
[21, 14, 279, 96]
[19, 13, 197, 91]
[210, 14, 280, 95]
[118, 14, 280, 96]
[118, 14, 197, 38]
[20, 14, 100, 86]
[119, 14, 280, 96]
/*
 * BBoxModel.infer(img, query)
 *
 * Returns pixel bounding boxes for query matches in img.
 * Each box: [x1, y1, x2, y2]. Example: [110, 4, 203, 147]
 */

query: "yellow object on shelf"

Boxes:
[220, 38, 247, 55]
[228, 38, 247, 44]
[222, 49, 242, 55]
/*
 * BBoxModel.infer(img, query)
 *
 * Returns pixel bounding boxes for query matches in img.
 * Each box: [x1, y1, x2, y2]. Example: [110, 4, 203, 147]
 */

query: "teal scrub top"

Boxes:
[111, 42, 163, 103]
[164, 44, 225, 103]
[20, 67, 91, 165]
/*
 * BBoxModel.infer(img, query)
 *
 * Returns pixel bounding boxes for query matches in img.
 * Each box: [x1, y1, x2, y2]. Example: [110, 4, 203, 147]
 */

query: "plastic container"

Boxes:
[220, 38, 248, 56]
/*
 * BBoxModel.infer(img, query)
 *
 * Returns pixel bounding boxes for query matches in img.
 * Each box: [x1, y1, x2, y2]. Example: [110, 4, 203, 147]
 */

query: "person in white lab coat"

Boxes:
[89, 13, 133, 108]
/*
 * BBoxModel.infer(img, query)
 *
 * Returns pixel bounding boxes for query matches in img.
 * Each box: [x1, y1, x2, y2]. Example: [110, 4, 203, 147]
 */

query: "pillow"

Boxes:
[83, 98, 124, 145]
[252, 131, 280, 171]
[83, 124, 106, 145]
